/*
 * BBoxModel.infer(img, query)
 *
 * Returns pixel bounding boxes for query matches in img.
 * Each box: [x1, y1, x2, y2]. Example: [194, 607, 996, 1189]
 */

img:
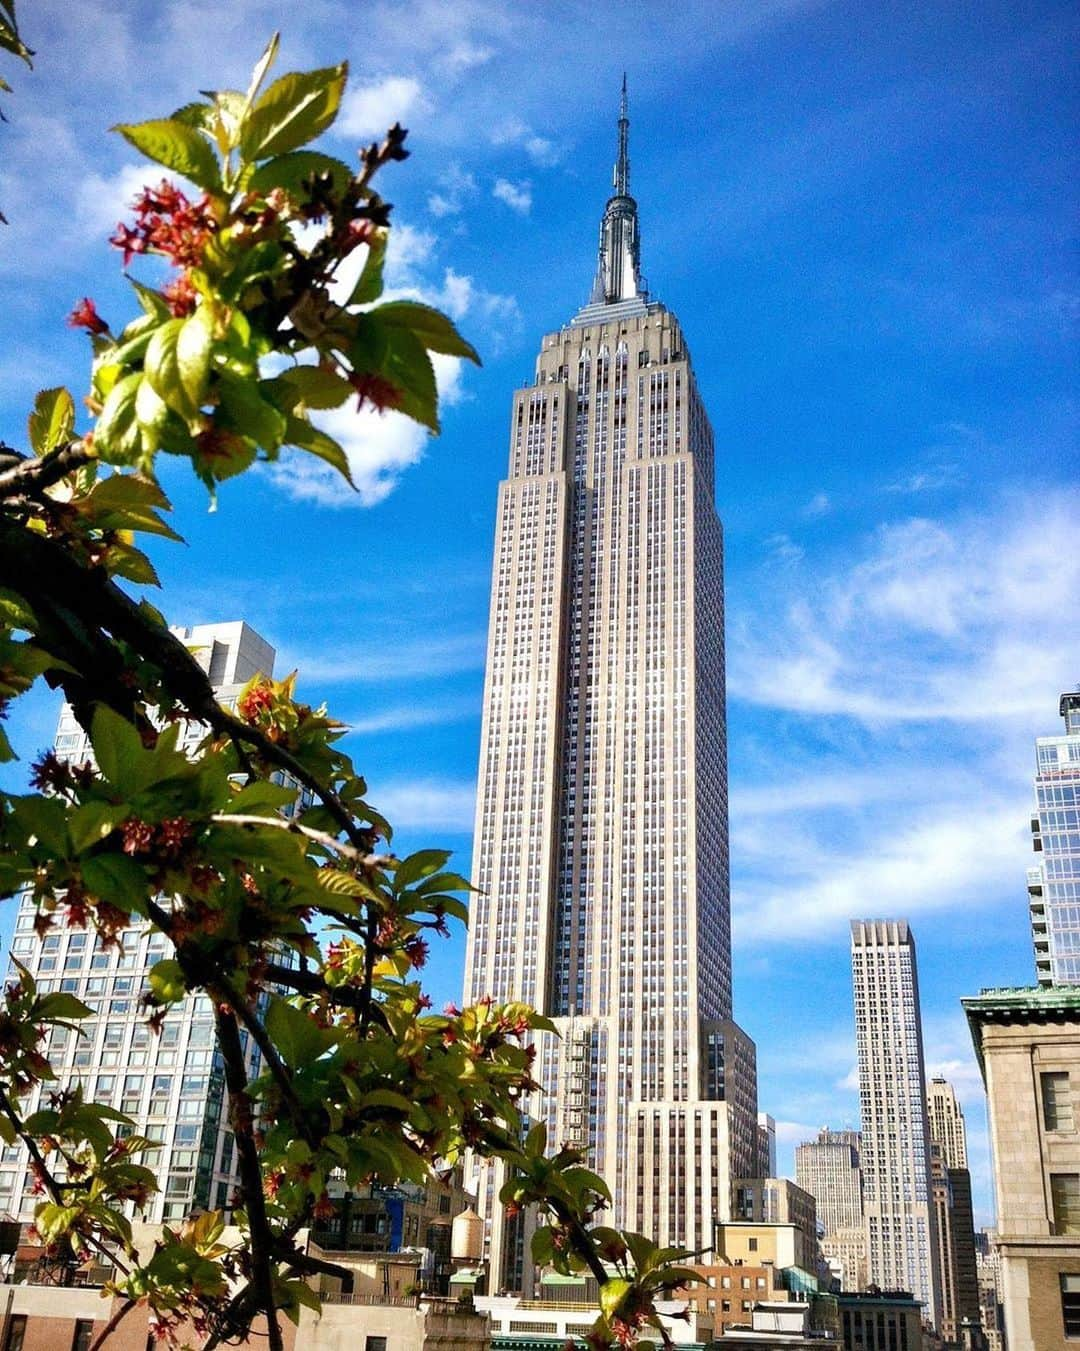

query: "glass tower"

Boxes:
[1028, 691, 1080, 986]
[463, 85, 757, 1291]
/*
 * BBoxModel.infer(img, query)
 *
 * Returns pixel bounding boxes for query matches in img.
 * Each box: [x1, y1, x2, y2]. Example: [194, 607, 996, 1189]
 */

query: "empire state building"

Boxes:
[464, 83, 759, 1290]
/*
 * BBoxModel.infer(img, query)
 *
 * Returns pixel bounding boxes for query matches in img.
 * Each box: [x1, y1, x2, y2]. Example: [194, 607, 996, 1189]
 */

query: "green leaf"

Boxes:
[246, 149, 354, 200]
[227, 780, 297, 816]
[241, 33, 281, 118]
[68, 800, 129, 853]
[36, 992, 92, 1022]
[148, 959, 186, 1003]
[600, 1278, 632, 1320]
[265, 997, 337, 1069]
[374, 325, 438, 432]
[94, 371, 143, 464]
[87, 471, 182, 541]
[28, 387, 75, 455]
[177, 307, 215, 413]
[81, 853, 149, 914]
[240, 63, 348, 161]
[269, 365, 353, 411]
[394, 849, 452, 891]
[316, 869, 367, 899]
[368, 300, 481, 363]
[217, 374, 287, 451]
[350, 230, 387, 305]
[283, 414, 354, 487]
[111, 118, 222, 191]
[89, 705, 145, 796]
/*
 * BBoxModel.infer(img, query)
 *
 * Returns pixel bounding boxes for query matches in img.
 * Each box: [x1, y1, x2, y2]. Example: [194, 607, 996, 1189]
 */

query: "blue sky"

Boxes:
[1, 0, 1077, 1227]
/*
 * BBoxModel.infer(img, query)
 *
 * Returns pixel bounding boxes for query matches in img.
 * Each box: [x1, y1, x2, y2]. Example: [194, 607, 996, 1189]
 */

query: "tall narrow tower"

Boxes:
[464, 85, 757, 1291]
[851, 920, 942, 1328]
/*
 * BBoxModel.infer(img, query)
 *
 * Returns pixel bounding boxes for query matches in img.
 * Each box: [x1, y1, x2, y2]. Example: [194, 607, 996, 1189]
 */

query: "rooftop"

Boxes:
[962, 984, 1080, 1069]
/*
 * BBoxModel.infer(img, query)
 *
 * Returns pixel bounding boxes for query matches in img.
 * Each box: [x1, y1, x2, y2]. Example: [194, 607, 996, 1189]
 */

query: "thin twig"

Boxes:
[0, 441, 94, 497]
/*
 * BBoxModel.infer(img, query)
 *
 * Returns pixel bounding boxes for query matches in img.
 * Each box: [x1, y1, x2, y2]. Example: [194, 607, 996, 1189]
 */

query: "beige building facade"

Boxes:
[927, 1077, 969, 1171]
[851, 921, 942, 1327]
[462, 87, 756, 1288]
[963, 985, 1080, 1350]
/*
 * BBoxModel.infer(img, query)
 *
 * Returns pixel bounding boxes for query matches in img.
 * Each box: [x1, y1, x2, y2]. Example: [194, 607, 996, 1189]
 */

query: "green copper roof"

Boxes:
[962, 984, 1080, 1070]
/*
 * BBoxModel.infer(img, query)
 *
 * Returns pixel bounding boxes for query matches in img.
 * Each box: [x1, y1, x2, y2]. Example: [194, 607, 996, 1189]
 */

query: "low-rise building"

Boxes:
[962, 985, 1080, 1351]
[835, 1289, 924, 1351]
[714, 1219, 818, 1278]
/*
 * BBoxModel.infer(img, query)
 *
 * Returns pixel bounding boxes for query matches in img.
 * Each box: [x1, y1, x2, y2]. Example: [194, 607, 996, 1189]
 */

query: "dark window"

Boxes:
[747, 1236, 758, 1252]
[1052, 1174, 1080, 1234]
[72, 1322, 95, 1351]
[1043, 1072, 1075, 1132]
[1063, 1273, 1080, 1337]
[366, 1339, 388, 1351]
[3, 1316, 26, 1351]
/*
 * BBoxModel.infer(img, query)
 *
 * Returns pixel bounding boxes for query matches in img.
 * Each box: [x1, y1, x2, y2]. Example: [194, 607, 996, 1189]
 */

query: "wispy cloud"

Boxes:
[289, 632, 487, 685]
[731, 492, 1080, 722]
[492, 178, 533, 214]
[427, 163, 478, 218]
[803, 491, 831, 518]
[763, 532, 804, 565]
[343, 696, 479, 736]
[375, 778, 476, 832]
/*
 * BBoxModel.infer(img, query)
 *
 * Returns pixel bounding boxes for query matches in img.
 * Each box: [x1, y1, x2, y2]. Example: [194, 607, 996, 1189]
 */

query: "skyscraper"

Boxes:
[1028, 691, 1080, 986]
[850, 920, 942, 1328]
[463, 84, 757, 1289]
[926, 1077, 980, 1344]
[927, 1076, 968, 1170]
[2, 622, 286, 1226]
[795, 1127, 863, 1236]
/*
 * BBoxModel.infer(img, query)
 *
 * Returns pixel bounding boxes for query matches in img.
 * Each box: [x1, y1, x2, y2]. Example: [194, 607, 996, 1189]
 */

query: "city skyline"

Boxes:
[0, 0, 1077, 1235]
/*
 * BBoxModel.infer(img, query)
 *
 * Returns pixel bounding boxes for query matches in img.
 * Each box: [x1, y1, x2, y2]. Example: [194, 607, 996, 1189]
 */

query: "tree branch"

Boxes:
[214, 1006, 284, 1351]
[0, 441, 94, 498]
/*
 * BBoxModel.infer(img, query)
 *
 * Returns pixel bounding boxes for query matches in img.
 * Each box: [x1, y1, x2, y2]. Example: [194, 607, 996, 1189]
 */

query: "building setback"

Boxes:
[927, 1076, 969, 1171]
[926, 1076, 981, 1344]
[462, 83, 757, 1289]
[1, 622, 289, 1225]
[1028, 691, 1080, 986]
[850, 919, 942, 1327]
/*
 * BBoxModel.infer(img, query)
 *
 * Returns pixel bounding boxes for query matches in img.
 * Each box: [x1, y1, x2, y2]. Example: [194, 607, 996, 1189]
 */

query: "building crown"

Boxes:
[585, 75, 648, 312]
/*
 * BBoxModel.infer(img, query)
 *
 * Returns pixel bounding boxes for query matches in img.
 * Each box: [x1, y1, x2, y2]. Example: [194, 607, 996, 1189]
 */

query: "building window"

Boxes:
[1043, 1072, 1075, 1132]
[72, 1323, 95, 1351]
[3, 1316, 26, 1351]
[748, 1236, 757, 1252]
[1063, 1273, 1080, 1337]
[365, 1339, 388, 1351]
[1051, 1175, 1080, 1235]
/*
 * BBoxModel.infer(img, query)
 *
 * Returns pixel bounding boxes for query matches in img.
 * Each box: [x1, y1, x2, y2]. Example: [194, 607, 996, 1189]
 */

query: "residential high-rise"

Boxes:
[757, 1112, 777, 1178]
[927, 1076, 969, 1170]
[1028, 691, 1080, 986]
[1, 621, 286, 1226]
[463, 84, 757, 1289]
[850, 920, 942, 1328]
[795, 1127, 863, 1237]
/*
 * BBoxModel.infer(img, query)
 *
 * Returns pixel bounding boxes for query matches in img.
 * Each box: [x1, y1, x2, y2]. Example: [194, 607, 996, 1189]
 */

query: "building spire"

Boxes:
[586, 75, 646, 309]
[615, 71, 629, 195]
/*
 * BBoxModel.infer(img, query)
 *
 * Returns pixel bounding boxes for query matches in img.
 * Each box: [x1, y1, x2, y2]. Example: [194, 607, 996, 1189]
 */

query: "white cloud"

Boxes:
[291, 632, 487, 684]
[764, 532, 804, 565]
[774, 1119, 820, 1146]
[75, 162, 160, 238]
[374, 778, 476, 832]
[492, 177, 532, 214]
[803, 491, 831, 518]
[731, 492, 1080, 722]
[427, 164, 478, 218]
[734, 796, 1026, 942]
[435, 41, 495, 77]
[524, 135, 561, 167]
[344, 697, 478, 735]
[339, 75, 430, 140]
[489, 117, 563, 167]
